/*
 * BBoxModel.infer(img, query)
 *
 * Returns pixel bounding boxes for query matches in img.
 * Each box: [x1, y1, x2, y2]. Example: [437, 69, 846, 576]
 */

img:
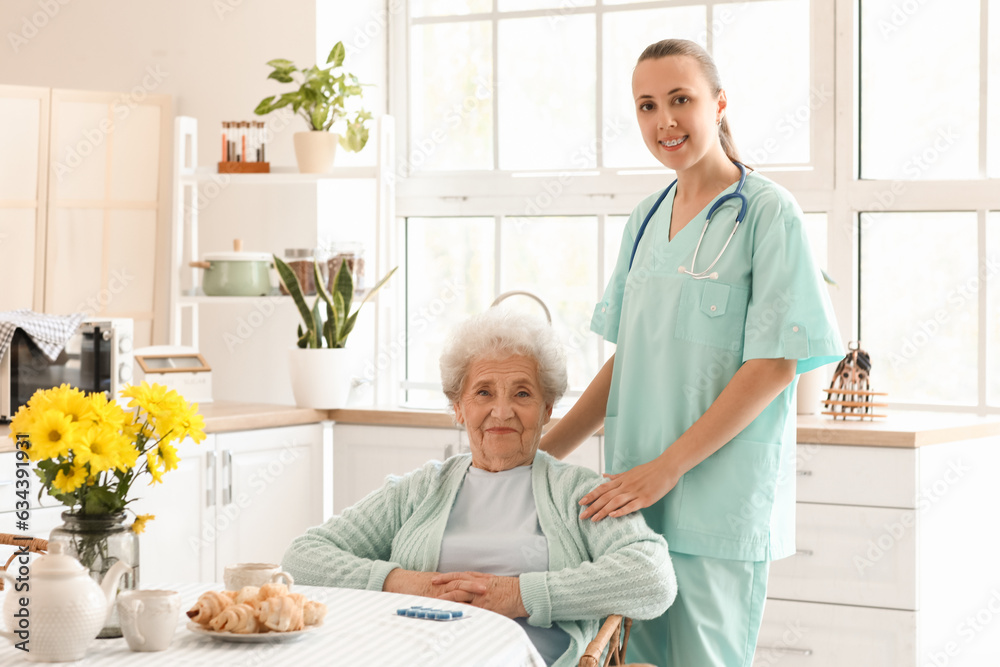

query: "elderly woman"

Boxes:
[282, 309, 676, 666]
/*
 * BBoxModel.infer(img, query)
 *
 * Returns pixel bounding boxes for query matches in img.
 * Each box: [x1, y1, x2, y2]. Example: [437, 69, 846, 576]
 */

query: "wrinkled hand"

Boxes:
[431, 571, 527, 619]
[383, 568, 488, 601]
[579, 457, 680, 522]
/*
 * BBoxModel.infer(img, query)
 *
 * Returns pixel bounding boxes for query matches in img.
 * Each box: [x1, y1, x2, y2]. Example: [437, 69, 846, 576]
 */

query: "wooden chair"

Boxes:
[578, 615, 655, 667]
[0, 533, 47, 592]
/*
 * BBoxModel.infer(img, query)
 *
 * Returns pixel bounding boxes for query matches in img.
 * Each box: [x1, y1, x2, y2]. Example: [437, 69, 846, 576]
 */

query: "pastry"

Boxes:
[209, 603, 260, 634]
[303, 600, 327, 626]
[258, 582, 290, 600]
[257, 594, 305, 632]
[234, 585, 261, 606]
[186, 591, 233, 625]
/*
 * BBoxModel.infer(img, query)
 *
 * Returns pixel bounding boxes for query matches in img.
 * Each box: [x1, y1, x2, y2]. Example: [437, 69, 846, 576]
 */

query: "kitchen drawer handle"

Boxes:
[797, 470, 813, 476]
[223, 450, 233, 505]
[795, 549, 814, 556]
[758, 646, 813, 657]
[206, 453, 216, 508]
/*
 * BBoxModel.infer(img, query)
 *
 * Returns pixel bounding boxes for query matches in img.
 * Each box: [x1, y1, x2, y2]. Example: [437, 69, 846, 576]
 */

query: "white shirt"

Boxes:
[438, 465, 571, 666]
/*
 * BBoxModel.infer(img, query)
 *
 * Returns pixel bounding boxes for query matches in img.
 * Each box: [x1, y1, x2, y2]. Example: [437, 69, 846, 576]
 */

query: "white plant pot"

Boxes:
[796, 367, 829, 415]
[292, 131, 340, 174]
[288, 347, 356, 409]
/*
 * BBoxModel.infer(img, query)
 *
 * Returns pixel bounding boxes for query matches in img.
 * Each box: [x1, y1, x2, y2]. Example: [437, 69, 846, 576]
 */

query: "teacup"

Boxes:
[224, 562, 295, 591]
[117, 589, 181, 652]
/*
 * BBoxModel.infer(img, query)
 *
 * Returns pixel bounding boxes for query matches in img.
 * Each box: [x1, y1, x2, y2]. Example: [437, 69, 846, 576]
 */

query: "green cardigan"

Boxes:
[282, 450, 676, 667]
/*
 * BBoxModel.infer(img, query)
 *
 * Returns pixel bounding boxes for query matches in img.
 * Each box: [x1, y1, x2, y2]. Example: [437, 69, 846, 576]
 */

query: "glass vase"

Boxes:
[49, 511, 139, 638]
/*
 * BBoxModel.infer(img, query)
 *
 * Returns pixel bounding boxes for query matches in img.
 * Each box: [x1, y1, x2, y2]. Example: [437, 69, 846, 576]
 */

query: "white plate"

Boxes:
[186, 621, 319, 643]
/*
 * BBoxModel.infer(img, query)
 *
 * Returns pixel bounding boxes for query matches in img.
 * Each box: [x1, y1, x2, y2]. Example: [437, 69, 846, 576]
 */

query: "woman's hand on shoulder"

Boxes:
[432, 572, 527, 619]
[578, 456, 680, 522]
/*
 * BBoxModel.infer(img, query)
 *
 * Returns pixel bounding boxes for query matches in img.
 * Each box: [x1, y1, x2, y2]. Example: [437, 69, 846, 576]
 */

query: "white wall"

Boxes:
[0, 0, 390, 405]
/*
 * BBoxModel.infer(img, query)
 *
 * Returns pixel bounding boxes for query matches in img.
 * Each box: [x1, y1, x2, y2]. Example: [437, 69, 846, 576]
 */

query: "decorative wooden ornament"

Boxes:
[822, 341, 888, 420]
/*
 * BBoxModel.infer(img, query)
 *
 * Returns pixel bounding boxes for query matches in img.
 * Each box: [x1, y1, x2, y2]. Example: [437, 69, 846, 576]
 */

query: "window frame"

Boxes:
[384, 0, 1000, 414]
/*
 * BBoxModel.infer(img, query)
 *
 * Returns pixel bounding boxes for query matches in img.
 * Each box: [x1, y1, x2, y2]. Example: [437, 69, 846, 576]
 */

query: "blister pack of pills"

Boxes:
[396, 605, 469, 621]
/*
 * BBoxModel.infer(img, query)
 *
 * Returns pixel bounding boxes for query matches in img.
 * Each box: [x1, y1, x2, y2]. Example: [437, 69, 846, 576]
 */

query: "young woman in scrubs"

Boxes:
[540, 39, 843, 667]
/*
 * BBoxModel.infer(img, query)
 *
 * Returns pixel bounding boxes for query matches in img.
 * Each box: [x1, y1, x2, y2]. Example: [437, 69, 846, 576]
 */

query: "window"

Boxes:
[857, 0, 999, 411]
[392, 0, 831, 407]
[400, 0, 824, 177]
[389, 0, 998, 413]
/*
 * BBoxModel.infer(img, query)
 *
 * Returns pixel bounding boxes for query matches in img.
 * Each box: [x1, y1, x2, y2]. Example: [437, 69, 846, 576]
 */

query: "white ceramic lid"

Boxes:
[31, 542, 87, 576]
[202, 251, 273, 262]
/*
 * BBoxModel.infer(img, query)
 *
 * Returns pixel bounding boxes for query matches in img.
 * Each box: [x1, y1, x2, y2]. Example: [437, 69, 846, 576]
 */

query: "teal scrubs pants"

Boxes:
[627, 552, 770, 667]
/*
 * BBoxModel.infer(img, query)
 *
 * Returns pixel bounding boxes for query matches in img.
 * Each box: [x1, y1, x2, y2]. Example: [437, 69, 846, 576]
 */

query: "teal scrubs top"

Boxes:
[591, 171, 843, 562]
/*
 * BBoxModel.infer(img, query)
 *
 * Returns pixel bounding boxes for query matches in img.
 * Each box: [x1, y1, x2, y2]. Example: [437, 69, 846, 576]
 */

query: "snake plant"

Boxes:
[273, 255, 397, 349]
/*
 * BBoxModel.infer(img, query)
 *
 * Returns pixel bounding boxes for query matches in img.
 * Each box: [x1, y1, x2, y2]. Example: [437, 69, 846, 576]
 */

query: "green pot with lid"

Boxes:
[190, 239, 273, 296]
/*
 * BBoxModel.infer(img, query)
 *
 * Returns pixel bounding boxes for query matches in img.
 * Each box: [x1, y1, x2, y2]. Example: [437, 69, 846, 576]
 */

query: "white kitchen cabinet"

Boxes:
[332, 424, 603, 515]
[0, 86, 168, 339]
[759, 435, 1000, 666]
[213, 424, 325, 579]
[756, 599, 917, 667]
[130, 434, 216, 585]
[0, 450, 114, 540]
[0, 85, 48, 312]
[332, 424, 461, 515]
[0, 447, 64, 540]
[131, 422, 326, 584]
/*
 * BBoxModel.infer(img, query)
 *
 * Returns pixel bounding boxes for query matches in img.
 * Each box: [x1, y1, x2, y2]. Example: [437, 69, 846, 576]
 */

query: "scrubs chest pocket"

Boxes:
[674, 280, 750, 351]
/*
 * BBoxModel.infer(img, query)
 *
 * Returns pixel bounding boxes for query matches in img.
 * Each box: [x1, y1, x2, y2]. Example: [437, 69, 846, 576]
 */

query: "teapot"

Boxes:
[1, 542, 133, 662]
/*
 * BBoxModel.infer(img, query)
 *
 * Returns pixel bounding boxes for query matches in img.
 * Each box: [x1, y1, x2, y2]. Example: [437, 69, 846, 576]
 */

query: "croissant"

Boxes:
[257, 595, 305, 632]
[234, 586, 261, 606]
[186, 591, 233, 625]
[303, 600, 327, 626]
[209, 603, 260, 634]
[258, 582, 290, 600]
[287, 593, 309, 607]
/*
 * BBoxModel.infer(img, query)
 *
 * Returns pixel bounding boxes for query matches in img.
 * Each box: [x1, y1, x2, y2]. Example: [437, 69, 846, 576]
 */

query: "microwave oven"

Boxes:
[0, 317, 134, 422]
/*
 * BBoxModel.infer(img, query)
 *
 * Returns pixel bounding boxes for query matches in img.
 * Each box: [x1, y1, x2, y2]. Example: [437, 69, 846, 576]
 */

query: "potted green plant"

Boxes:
[254, 41, 373, 173]
[274, 254, 396, 408]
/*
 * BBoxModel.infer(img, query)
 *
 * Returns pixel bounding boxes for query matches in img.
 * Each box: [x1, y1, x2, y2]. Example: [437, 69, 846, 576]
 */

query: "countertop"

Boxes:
[2, 402, 999, 454]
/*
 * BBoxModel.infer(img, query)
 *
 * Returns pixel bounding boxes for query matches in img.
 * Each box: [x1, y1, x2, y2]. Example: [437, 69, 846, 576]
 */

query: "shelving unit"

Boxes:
[177, 165, 379, 184]
[168, 115, 397, 403]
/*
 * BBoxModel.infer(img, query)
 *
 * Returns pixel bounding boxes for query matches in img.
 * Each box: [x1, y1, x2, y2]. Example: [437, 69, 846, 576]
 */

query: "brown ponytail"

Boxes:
[637, 39, 744, 167]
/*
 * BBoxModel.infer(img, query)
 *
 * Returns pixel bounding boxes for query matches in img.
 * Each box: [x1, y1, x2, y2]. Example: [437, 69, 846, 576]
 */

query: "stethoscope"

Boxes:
[627, 161, 749, 280]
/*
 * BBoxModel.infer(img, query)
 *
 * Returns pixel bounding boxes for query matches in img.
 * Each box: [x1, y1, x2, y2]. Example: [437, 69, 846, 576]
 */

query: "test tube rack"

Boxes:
[217, 161, 270, 174]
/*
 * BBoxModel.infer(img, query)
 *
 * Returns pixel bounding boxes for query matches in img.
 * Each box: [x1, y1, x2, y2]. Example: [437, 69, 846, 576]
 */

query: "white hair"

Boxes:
[440, 308, 568, 406]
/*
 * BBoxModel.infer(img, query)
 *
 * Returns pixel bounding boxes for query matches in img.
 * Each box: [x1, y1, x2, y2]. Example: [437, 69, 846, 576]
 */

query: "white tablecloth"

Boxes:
[2, 583, 547, 666]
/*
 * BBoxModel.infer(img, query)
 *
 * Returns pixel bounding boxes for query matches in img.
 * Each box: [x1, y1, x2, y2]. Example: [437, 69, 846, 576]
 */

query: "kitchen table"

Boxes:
[2, 583, 547, 666]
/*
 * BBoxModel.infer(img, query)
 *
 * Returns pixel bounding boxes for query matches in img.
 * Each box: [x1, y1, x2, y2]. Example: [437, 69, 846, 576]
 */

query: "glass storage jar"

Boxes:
[280, 248, 318, 296]
[326, 242, 366, 296]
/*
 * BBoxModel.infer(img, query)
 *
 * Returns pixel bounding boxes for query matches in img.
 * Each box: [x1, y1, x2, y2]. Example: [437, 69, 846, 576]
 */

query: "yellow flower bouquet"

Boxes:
[8, 381, 205, 637]
[8, 382, 206, 525]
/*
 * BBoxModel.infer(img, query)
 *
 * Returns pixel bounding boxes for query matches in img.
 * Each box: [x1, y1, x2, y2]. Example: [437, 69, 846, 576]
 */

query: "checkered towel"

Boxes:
[0, 310, 88, 363]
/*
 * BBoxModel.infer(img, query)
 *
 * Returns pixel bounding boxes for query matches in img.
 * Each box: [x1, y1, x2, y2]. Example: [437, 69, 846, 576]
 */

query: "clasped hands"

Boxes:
[383, 568, 527, 619]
